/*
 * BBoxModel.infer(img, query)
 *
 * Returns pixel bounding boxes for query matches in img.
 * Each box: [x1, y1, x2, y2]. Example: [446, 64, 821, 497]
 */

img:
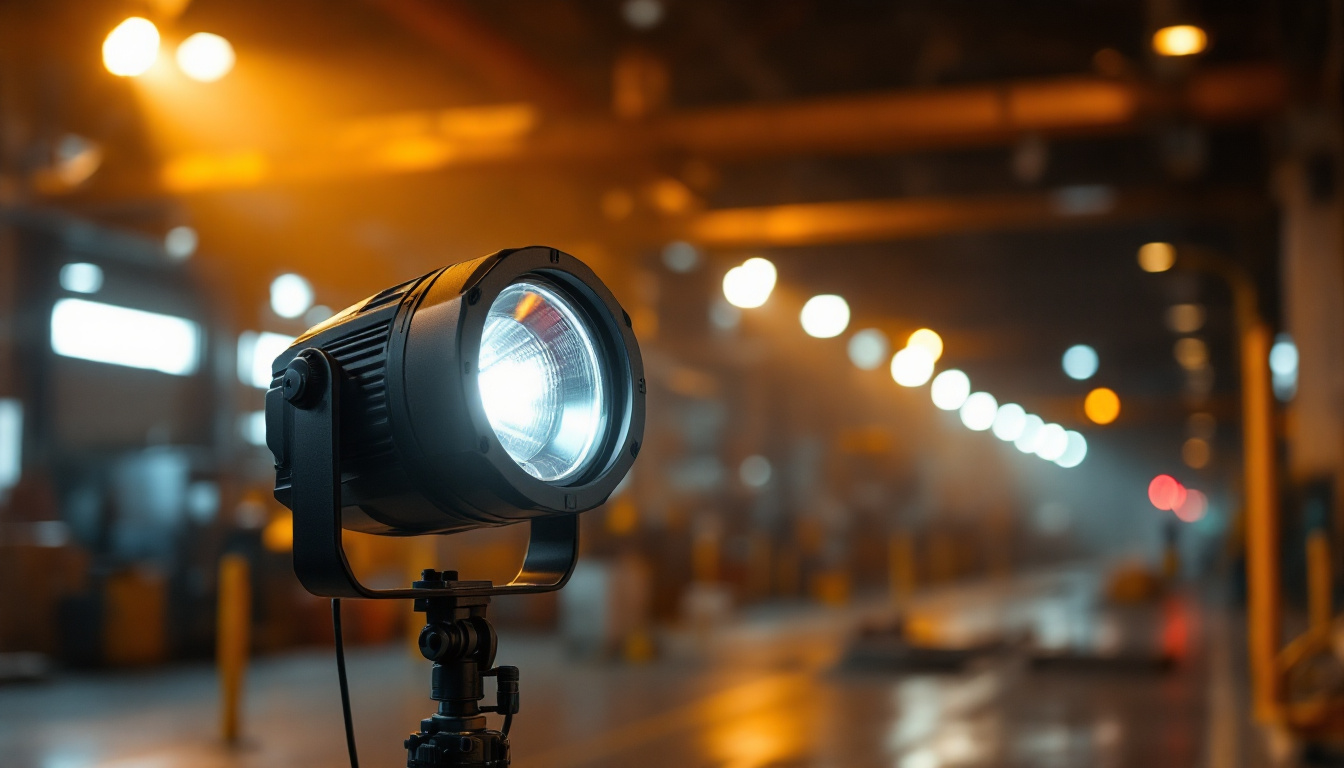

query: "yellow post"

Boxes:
[217, 554, 251, 744]
[1307, 529, 1332, 638]
[1241, 320, 1282, 723]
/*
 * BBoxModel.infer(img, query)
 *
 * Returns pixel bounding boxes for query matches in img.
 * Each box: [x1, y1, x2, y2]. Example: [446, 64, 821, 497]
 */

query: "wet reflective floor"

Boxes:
[0, 570, 1237, 768]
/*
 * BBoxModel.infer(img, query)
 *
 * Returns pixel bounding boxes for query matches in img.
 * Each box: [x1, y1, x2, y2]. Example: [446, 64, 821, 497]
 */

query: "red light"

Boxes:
[1148, 474, 1187, 511]
[1174, 489, 1207, 523]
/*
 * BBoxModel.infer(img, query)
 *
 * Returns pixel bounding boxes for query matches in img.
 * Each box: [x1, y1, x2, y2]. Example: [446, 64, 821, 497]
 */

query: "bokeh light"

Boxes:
[1174, 489, 1208, 522]
[270, 273, 314, 319]
[661, 241, 700, 273]
[1061, 344, 1099, 380]
[1166, 303, 1205, 334]
[1269, 334, 1299, 376]
[1174, 337, 1209, 370]
[1032, 425, 1064, 459]
[847, 329, 889, 370]
[1270, 333, 1298, 401]
[991, 403, 1027, 441]
[1034, 423, 1068, 460]
[959, 392, 998, 431]
[1182, 437, 1210, 469]
[1055, 431, 1088, 468]
[103, 17, 160, 77]
[1138, 242, 1176, 273]
[929, 369, 971, 410]
[1084, 387, 1120, 425]
[622, 0, 665, 29]
[800, 294, 850, 338]
[708, 299, 741, 331]
[890, 346, 935, 387]
[906, 328, 943, 362]
[1014, 414, 1044, 453]
[304, 305, 334, 327]
[739, 455, 771, 488]
[722, 257, 777, 309]
[1152, 25, 1208, 57]
[176, 32, 236, 82]
[59, 263, 104, 294]
[1148, 474, 1187, 511]
[164, 226, 198, 260]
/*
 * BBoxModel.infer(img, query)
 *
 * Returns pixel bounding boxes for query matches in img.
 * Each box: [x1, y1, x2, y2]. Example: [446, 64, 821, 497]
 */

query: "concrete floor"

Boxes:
[0, 572, 1236, 768]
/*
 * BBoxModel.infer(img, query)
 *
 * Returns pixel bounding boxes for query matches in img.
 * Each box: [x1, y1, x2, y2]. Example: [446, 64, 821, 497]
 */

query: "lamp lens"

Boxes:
[479, 279, 607, 483]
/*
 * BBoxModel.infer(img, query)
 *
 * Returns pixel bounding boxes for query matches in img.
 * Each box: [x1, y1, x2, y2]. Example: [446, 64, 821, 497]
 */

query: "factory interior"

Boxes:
[0, 0, 1343, 766]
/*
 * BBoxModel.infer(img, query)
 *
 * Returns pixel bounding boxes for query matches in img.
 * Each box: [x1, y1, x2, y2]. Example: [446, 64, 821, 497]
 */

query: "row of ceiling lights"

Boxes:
[717, 255, 1092, 469]
[99, 11, 1208, 84]
[103, 17, 235, 82]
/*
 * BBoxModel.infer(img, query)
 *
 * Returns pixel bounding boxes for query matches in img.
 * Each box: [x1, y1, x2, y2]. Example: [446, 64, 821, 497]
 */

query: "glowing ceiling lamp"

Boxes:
[847, 329, 889, 371]
[906, 328, 943, 362]
[722, 257, 776, 309]
[103, 17, 160, 77]
[177, 32, 236, 83]
[800, 295, 850, 339]
[959, 392, 998, 431]
[1152, 25, 1208, 57]
[890, 346, 935, 387]
[929, 369, 970, 411]
[1138, 242, 1176, 273]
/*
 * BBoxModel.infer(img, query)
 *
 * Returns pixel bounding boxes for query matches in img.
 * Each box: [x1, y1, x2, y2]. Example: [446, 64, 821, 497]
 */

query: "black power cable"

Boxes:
[332, 599, 360, 768]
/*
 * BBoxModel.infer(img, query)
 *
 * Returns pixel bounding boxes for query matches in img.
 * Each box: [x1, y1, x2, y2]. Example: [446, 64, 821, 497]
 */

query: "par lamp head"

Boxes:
[265, 247, 645, 598]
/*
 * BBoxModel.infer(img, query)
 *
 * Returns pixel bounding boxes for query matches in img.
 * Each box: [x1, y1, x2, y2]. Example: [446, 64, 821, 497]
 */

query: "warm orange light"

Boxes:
[513, 291, 541, 321]
[601, 188, 634, 220]
[1084, 387, 1121, 425]
[906, 328, 943, 361]
[1182, 437, 1210, 469]
[605, 498, 638, 535]
[176, 32, 235, 82]
[1138, 242, 1176, 273]
[650, 178, 694, 214]
[1153, 25, 1208, 57]
[103, 17, 160, 77]
[262, 511, 294, 553]
[161, 150, 268, 192]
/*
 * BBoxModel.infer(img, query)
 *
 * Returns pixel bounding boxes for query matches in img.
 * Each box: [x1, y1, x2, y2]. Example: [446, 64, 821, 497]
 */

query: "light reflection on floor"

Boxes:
[0, 569, 1211, 768]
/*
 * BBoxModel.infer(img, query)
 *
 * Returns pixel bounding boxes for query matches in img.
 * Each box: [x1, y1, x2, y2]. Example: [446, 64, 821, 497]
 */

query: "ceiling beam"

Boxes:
[137, 63, 1285, 195]
[677, 187, 1267, 249]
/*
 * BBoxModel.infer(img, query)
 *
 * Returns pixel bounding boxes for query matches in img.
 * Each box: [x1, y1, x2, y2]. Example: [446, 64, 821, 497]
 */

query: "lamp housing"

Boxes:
[265, 246, 644, 598]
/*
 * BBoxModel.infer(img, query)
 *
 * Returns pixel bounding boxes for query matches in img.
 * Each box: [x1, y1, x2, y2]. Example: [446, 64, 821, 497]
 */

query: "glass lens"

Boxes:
[478, 279, 607, 483]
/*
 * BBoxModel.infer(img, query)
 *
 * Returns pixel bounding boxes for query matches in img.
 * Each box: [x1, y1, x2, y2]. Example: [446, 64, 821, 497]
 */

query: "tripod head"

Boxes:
[404, 570, 520, 768]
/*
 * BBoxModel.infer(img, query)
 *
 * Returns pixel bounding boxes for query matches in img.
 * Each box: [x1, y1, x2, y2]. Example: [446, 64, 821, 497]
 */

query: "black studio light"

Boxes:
[265, 246, 644, 768]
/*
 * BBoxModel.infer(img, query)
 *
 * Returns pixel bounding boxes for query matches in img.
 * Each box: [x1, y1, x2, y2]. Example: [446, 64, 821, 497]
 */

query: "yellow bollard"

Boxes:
[217, 553, 250, 744]
[1307, 529, 1332, 639]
